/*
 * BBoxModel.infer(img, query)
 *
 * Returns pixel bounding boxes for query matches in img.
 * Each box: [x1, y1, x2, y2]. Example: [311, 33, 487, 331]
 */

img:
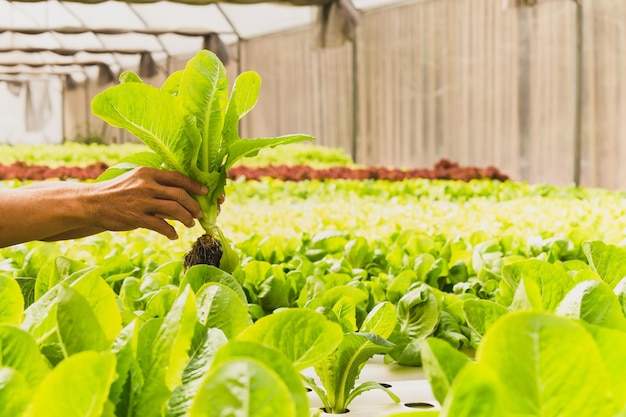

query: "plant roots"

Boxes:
[183, 234, 223, 271]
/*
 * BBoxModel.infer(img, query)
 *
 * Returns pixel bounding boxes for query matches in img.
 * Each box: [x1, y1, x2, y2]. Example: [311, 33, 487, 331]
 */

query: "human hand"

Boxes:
[84, 167, 209, 240]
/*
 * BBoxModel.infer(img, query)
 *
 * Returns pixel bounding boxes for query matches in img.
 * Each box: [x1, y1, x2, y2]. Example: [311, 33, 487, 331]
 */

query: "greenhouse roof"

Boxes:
[0, 0, 402, 81]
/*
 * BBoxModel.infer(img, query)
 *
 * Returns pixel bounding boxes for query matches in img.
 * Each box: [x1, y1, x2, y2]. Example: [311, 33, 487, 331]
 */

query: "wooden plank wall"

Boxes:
[238, 0, 626, 189]
[239, 28, 354, 157]
[580, 0, 626, 190]
[66, 0, 626, 189]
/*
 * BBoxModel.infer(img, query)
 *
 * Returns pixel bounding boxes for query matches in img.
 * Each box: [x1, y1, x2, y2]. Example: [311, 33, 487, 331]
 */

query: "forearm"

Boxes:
[40, 226, 105, 242]
[0, 168, 208, 247]
[0, 183, 91, 248]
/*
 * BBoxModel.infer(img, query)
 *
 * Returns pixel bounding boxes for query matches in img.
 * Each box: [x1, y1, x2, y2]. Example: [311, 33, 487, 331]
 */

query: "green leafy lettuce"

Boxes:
[92, 50, 315, 272]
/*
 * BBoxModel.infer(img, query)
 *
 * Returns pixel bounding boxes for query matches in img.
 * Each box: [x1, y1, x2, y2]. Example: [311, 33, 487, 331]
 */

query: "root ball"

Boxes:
[184, 234, 223, 271]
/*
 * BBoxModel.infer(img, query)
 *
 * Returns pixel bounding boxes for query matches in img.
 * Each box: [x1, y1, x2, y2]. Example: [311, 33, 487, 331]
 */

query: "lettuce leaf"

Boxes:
[92, 50, 315, 238]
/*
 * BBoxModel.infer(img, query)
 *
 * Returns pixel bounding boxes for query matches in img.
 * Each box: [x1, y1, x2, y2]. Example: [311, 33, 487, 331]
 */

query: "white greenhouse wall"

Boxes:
[0, 79, 63, 145]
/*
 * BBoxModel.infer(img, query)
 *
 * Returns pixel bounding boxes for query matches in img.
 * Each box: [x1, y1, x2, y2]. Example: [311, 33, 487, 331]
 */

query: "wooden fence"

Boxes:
[72, 0, 626, 189]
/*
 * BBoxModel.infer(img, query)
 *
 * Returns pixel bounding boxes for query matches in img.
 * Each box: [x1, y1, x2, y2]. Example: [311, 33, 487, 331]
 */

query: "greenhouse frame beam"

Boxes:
[5, 0, 332, 4]
[0, 27, 234, 36]
[0, 47, 157, 55]
[0, 69, 81, 76]
[0, 60, 113, 68]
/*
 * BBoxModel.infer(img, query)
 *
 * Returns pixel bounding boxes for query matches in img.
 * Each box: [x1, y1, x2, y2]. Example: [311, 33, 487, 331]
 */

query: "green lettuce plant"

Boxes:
[420, 310, 626, 417]
[189, 340, 310, 417]
[92, 50, 314, 272]
[307, 300, 401, 414]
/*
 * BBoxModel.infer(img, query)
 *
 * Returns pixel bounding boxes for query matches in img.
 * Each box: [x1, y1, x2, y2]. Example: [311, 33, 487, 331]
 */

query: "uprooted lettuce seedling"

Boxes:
[92, 50, 314, 272]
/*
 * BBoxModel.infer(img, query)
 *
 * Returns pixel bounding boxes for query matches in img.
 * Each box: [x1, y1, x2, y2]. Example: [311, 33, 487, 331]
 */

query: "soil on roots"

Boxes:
[184, 234, 223, 271]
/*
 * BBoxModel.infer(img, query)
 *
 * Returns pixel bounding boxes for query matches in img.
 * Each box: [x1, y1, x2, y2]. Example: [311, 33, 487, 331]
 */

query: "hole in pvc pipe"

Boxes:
[404, 402, 436, 409]
[320, 408, 350, 414]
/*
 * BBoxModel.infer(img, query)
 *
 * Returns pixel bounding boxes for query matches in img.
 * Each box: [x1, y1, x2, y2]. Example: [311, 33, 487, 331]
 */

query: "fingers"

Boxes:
[154, 186, 204, 220]
[150, 168, 208, 196]
[151, 199, 197, 228]
[134, 166, 207, 220]
[89, 167, 222, 240]
[142, 215, 179, 240]
[148, 169, 225, 220]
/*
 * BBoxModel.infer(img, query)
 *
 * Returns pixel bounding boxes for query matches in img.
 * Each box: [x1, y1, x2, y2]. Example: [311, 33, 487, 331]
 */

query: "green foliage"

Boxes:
[189, 358, 296, 417]
[438, 363, 502, 417]
[0, 143, 353, 168]
[386, 284, 441, 366]
[422, 311, 626, 417]
[583, 241, 626, 288]
[0, 367, 31, 416]
[498, 259, 575, 310]
[310, 301, 400, 414]
[164, 328, 227, 417]
[4, 175, 626, 415]
[91, 50, 314, 256]
[419, 338, 470, 404]
[134, 287, 197, 417]
[56, 285, 110, 356]
[209, 341, 309, 417]
[25, 351, 117, 417]
[237, 308, 343, 371]
[0, 274, 24, 324]
[196, 282, 250, 338]
[0, 143, 147, 167]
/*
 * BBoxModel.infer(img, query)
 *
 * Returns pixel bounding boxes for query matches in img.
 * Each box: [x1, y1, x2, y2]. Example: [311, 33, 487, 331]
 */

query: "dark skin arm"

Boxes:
[0, 167, 211, 248]
[41, 189, 226, 242]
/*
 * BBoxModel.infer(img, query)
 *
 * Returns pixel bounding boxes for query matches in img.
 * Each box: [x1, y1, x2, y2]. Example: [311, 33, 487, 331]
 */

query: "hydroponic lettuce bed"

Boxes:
[3, 172, 626, 416]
